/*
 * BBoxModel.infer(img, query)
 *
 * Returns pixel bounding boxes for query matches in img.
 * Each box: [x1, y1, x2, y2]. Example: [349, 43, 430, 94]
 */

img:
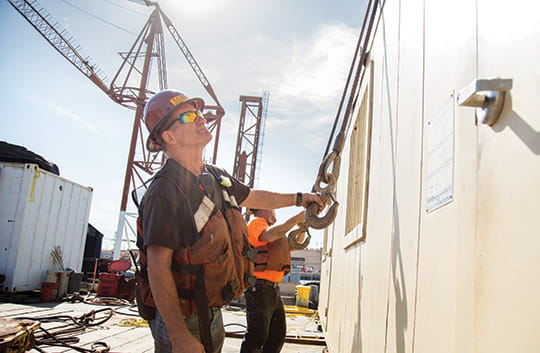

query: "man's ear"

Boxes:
[161, 130, 175, 145]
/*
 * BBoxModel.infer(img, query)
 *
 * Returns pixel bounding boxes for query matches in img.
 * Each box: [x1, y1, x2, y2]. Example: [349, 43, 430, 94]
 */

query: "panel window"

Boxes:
[344, 60, 374, 247]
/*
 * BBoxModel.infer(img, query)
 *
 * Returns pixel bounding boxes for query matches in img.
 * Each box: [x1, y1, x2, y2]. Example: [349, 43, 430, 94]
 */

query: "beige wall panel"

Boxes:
[318, 224, 333, 330]
[415, 0, 476, 353]
[318, 16, 375, 344]
[384, 0, 425, 352]
[451, 43, 478, 353]
[354, 49, 395, 353]
[322, 0, 416, 350]
[323, 33, 401, 351]
[475, 1, 540, 352]
[322, 134, 360, 352]
[330, 186, 364, 350]
[327, 163, 360, 353]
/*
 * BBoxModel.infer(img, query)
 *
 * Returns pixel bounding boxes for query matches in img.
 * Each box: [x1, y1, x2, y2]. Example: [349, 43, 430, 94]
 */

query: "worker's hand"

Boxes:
[301, 193, 324, 211]
[171, 332, 205, 353]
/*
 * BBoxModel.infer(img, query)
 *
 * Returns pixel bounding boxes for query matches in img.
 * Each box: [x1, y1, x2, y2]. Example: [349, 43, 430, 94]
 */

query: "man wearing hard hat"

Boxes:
[135, 89, 323, 353]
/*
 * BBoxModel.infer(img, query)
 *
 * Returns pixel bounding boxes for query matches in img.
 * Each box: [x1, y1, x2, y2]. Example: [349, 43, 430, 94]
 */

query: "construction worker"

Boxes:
[135, 89, 323, 353]
[240, 208, 306, 353]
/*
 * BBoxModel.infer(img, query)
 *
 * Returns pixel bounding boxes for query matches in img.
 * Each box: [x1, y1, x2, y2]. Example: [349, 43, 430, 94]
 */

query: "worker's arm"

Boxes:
[241, 190, 323, 210]
[259, 210, 305, 243]
[146, 245, 204, 353]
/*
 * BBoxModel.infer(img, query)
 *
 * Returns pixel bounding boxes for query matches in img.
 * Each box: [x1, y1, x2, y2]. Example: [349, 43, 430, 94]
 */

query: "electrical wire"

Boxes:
[59, 0, 138, 36]
[104, 0, 147, 17]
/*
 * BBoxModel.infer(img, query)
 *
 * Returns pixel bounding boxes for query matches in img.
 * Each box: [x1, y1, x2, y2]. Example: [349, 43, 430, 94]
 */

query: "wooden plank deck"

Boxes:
[0, 299, 325, 353]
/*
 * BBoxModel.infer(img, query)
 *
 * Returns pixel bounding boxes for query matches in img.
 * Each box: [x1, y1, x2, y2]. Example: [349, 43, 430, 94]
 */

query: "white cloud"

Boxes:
[162, 20, 356, 164]
[164, 21, 356, 134]
[253, 23, 357, 135]
[273, 23, 357, 108]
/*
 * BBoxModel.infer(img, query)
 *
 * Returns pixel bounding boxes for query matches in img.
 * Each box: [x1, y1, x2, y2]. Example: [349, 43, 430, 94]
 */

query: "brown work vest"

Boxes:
[253, 236, 291, 274]
[136, 173, 255, 317]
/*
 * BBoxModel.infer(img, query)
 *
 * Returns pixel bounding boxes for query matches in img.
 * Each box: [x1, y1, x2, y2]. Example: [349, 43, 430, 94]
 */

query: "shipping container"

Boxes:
[0, 163, 93, 292]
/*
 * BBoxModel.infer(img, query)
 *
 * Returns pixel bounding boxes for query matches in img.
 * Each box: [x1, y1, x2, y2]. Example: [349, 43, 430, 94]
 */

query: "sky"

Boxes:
[0, 0, 366, 250]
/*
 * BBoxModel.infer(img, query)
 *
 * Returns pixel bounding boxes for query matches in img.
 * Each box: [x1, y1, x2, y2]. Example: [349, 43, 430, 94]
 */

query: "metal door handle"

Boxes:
[457, 78, 513, 126]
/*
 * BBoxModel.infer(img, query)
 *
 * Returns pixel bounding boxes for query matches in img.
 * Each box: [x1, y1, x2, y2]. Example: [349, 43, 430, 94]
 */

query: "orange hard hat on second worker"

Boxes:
[143, 89, 205, 152]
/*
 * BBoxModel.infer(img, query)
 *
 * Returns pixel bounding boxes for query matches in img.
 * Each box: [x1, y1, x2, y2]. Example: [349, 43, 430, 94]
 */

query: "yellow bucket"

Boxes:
[295, 285, 311, 308]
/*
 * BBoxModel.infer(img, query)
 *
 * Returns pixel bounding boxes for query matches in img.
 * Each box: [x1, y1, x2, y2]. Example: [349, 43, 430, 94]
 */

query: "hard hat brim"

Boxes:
[146, 97, 205, 152]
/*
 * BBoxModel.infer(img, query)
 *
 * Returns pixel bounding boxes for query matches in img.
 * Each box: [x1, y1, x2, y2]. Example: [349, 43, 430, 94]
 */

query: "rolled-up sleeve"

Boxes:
[228, 174, 250, 205]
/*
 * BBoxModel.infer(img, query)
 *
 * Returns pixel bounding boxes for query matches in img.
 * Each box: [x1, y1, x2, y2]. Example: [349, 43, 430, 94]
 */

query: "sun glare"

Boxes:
[169, 0, 225, 15]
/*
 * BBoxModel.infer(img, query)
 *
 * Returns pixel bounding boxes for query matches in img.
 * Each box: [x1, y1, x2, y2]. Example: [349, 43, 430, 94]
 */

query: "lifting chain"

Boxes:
[306, 132, 345, 230]
[287, 223, 311, 250]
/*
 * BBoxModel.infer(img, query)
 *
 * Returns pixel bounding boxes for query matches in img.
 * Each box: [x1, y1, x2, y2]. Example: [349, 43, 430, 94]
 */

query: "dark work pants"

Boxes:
[240, 283, 286, 353]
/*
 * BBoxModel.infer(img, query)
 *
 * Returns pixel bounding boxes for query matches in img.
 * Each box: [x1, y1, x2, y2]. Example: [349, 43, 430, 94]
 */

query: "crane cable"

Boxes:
[304, 0, 384, 230]
[59, 0, 139, 36]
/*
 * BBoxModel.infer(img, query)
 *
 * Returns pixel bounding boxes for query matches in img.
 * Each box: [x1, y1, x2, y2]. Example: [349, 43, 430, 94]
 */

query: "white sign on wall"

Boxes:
[426, 94, 455, 212]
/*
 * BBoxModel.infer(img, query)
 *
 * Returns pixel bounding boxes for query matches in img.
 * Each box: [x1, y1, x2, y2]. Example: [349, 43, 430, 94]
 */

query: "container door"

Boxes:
[0, 165, 26, 291]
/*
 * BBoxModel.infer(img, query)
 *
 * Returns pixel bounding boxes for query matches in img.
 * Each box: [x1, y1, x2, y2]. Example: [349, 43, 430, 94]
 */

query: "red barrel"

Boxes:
[97, 273, 122, 297]
[41, 282, 59, 302]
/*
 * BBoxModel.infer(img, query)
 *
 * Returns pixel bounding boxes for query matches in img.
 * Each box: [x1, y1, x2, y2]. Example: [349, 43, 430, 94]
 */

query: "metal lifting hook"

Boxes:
[306, 190, 339, 230]
[307, 131, 344, 230]
[288, 223, 312, 250]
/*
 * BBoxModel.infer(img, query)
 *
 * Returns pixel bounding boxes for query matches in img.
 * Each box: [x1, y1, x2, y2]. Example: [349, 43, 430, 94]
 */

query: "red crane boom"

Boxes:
[8, 0, 225, 258]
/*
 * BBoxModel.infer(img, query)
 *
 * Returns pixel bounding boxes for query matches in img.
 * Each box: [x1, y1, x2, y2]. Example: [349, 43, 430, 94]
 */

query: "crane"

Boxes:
[232, 92, 269, 189]
[8, 0, 225, 258]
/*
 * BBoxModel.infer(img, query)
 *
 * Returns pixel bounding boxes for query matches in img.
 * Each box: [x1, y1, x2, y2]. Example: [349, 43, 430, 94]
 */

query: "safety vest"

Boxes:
[253, 234, 291, 274]
[136, 168, 255, 318]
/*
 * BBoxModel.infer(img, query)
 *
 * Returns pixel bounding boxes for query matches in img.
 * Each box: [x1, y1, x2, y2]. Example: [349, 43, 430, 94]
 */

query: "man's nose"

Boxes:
[196, 113, 207, 124]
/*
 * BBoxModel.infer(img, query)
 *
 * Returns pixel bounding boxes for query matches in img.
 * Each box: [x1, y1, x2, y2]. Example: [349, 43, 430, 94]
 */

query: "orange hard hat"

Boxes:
[143, 89, 205, 152]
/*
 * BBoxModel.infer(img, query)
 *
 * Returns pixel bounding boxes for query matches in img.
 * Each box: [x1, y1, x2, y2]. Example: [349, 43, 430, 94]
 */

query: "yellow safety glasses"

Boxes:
[165, 110, 203, 129]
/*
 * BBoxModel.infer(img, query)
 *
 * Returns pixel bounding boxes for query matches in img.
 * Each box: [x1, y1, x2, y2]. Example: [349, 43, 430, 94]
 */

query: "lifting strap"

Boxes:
[193, 265, 214, 353]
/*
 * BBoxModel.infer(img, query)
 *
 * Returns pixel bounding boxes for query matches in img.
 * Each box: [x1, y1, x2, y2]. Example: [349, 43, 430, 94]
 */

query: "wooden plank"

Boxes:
[111, 329, 154, 353]
[0, 303, 76, 318]
[3, 300, 325, 352]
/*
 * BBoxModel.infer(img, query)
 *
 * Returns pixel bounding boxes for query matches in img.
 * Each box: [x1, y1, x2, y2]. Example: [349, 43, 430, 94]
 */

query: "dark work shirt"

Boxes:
[138, 159, 250, 250]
